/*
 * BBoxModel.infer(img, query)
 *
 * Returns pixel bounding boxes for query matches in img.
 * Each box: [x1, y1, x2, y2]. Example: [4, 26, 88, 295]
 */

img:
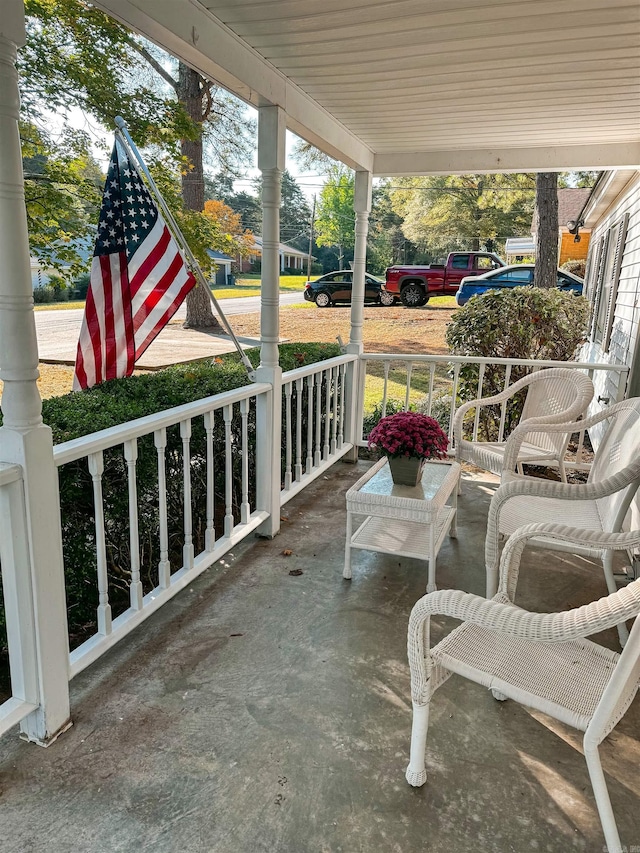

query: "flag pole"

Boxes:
[114, 117, 256, 379]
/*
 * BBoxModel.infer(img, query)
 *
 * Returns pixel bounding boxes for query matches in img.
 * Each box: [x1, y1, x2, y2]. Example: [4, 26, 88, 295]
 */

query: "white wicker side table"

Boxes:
[343, 457, 461, 592]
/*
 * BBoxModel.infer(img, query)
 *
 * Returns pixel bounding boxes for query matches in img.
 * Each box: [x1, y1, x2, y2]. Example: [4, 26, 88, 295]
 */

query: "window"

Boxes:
[475, 255, 499, 270]
[451, 254, 470, 269]
[494, 268, 533, 283]
[593, 213, 629, 351]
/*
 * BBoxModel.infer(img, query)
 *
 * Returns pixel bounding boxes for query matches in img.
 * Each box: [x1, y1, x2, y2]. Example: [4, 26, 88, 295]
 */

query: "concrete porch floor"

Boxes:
[0, 460, 638, 853]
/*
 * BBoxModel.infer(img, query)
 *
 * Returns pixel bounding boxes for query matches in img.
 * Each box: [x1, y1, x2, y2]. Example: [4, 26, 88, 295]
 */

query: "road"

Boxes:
[34, 291, 307, 368]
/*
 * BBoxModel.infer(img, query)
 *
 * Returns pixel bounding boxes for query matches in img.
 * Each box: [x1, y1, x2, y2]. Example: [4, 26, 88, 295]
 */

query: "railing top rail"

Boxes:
[0, 462, 22, 486]
[53, 381, 271, 467]
[283, 353, 357, 384]
[360, 353, 629, 373]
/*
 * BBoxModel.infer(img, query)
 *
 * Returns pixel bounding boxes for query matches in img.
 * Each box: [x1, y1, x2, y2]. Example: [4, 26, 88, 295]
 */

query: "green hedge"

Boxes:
[0, 342, 342, 678]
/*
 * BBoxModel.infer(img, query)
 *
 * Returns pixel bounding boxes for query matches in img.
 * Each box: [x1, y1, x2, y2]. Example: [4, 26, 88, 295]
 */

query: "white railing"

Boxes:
[280, 354, 357, 504]
[359, 353, 630, 470]
[49, 353, 358, 681]
[0, 463, 39, 736]
[54, 382, 271, 678]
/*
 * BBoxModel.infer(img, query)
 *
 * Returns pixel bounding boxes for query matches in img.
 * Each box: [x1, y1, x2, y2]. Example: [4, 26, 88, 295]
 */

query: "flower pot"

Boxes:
[388, 456, 426, 487]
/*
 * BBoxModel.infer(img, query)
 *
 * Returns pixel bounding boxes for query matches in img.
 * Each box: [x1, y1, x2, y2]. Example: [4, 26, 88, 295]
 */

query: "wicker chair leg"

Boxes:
[584, 742, 623, 853]
[558, 458, 567, 483]
[602, 551, 630, 646]
[406, 701, 430, 787]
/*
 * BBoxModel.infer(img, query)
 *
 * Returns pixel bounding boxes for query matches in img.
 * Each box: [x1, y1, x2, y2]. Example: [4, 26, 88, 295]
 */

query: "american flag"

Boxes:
[73, 138, 196, 390]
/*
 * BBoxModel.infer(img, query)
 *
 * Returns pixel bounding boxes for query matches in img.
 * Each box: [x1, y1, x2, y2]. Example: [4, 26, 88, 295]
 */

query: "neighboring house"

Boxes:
[208, 250, 234, 286]
[505, 236, 535, 262]
[30, 236, 94, 290]
[237, 235, 311, 273]
[528, 187, 593, 265]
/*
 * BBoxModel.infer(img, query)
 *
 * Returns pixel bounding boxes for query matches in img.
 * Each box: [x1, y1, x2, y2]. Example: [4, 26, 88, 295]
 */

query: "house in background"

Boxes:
[237, 235, 311, 273]
[504, 236, 535, 262]
[208, 249, 234, 285]
[518, 187, 593, 267]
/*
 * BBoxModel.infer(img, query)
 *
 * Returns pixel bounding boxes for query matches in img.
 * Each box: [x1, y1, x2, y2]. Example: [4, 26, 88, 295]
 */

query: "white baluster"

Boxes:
[240, 398, 250, 523]
[204, 410, 215, 551]
[331, 366, 338, 454]
[498, 365, 512, 443]
[315, 370, 322, 466]
[323, 367, 331, 459]
[337, 363, 346, 449]
[284, 382, 292, 490]
[180, 420, 194, 570]
[449, 364, 461, 441]
[405, 361, 413, 410]
[382, 360, 390, 416]
[472, 363, 486, 442]
[306, 374, 314, 474]
[124, 439, 143, 610]
[153, 428, 170, 588]
[87, 452, 112, 635]
[427, 363, 435, 416]
[295, 378, 303, 480]
[224, 404, 234, 536]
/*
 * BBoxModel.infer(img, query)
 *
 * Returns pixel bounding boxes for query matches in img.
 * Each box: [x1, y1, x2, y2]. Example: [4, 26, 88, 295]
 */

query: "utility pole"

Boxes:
[306, 194, 316, 279]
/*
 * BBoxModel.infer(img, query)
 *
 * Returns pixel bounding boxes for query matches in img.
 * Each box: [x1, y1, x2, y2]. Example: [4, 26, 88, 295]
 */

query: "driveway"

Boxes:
[34, 292, 306, 368]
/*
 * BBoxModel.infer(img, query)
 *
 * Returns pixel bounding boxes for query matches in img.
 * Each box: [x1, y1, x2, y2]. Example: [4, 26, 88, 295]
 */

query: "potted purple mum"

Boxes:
[368, 411, 449, 486]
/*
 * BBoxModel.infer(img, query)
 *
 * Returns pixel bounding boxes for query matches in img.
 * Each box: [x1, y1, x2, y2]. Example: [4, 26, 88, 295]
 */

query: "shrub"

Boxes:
[445, 287, 590, 439]
[561, 258, 587, 279]
[33, 286, 56, 303]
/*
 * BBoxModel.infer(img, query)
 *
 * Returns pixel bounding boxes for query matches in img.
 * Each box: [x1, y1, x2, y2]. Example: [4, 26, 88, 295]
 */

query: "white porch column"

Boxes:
[344, 169, 372, 459]
[0, 3, 71, 744]
[255, 105, 285, 537]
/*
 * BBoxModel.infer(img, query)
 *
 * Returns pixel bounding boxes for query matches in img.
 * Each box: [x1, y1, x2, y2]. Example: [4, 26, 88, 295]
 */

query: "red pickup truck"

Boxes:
[385, 251, 505, 307]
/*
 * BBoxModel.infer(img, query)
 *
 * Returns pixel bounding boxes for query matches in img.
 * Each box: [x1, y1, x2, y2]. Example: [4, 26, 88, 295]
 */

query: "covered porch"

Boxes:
[1, 1, 640, 850]
[1, 461, 639, 852]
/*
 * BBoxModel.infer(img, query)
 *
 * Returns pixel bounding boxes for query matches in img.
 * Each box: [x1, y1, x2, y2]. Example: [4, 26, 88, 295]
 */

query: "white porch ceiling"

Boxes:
[97, 0, 640, 174]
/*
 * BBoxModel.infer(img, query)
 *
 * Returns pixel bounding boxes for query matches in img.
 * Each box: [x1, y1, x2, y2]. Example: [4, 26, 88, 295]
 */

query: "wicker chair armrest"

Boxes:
[409, 580, 640, 645]
[485, 459, 640, 577]
[497, 523, 640, 601]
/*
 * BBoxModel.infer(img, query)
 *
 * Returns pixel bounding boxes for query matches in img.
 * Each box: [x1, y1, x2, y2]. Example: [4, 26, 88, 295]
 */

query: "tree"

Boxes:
[21, 0, 255, 327]
[279, 170, 311, 252]
[203, 200, 255, 260]
[533, 173, 559, 288]
[387, 174, 535, 258]
[21, 121, 104, 279]
[314, 165, 355, 267]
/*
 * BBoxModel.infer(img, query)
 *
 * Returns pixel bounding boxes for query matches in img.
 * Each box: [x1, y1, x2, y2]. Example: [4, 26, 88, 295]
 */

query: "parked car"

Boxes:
[455, 264, 584, 307]
[303, 271, 396, 307]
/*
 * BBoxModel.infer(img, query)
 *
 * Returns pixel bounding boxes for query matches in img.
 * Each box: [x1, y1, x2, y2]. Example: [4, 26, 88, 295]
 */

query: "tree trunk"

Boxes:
[533, 172, 558, 288]
[177, 62, 221, 330]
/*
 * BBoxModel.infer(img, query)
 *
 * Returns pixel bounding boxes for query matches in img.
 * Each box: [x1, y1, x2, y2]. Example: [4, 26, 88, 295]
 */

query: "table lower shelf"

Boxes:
[349, 507, 456, 562]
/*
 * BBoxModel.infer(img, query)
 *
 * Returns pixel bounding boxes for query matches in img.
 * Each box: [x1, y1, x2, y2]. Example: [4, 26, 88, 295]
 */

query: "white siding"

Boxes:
[579, 173, 640, 530]
[579, 175, 640, 406]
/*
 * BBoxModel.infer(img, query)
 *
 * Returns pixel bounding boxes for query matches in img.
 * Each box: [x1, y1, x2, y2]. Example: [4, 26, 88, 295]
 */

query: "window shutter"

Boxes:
[590, 233, 609, 341]
[602, 212, 629, 353]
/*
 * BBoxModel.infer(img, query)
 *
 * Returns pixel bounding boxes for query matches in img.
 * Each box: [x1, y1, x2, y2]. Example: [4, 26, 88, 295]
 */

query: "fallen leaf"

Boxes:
[288, 568, 303, 577]
[282, 549, 293, 556]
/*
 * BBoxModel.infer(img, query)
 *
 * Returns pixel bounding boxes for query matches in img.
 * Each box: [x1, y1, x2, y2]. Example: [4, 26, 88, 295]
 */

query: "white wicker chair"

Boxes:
[452, 368, 594, 484]
[406, 523, 640, 853]
[486, 398, 640, 645]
